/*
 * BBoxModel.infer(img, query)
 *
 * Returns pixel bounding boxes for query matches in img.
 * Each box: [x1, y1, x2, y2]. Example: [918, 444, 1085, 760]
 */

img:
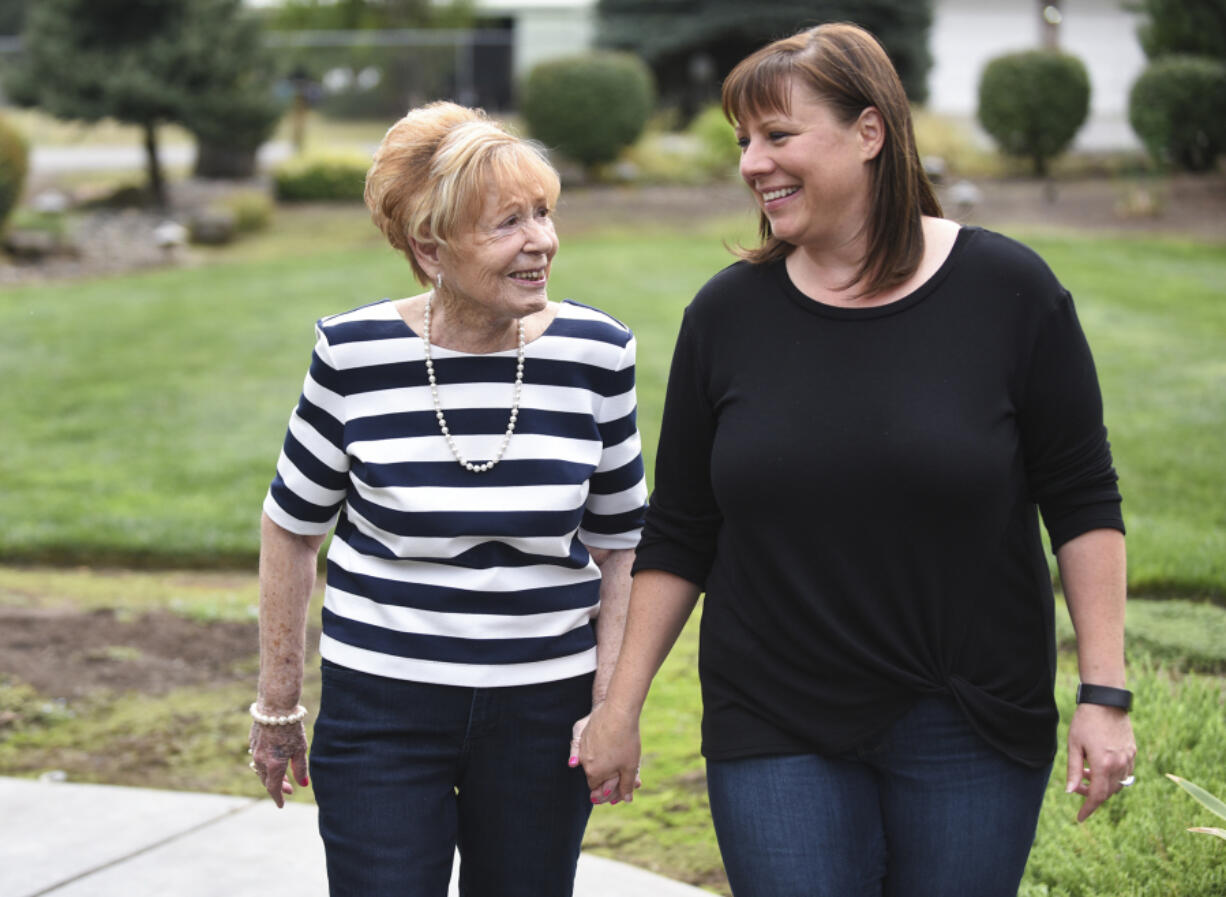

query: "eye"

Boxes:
[499, 214, 520, 229]
[768, 131, 790, 142]
[736, 136, 750, 150]
[535, 206, 551, 219]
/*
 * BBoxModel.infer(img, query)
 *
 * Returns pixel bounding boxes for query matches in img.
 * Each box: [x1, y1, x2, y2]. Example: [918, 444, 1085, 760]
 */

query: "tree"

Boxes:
[595, 0, 934, 119]
[5, 0, 281, 204]
[1131, 0, 1226, 62]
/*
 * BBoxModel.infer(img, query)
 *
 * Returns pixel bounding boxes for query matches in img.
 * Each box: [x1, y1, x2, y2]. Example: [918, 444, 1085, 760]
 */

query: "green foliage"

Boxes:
[688, 103, 741, 177]
[1022, 657, 1226, 896]
[1129, 56, 1226, 172]
[6, 0, 283, 198]
[977, 50, 1090, 177]
[521, 52, 656, 172]
[1167, 774, 1226, 842]
[274, 152, 369, 202]
[220, 190, 275, 235]
[265, 0, 470, 30]
[0, 114, 29, 233]
[596, 0, 934, 110]
[1133, 0, 1226, 62]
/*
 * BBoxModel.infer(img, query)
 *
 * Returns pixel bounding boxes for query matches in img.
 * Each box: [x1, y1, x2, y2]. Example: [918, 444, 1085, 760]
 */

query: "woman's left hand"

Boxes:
[248, 720, 310, 809]
[569, 709, 640, 805]
[1064, 703, 1136, 822]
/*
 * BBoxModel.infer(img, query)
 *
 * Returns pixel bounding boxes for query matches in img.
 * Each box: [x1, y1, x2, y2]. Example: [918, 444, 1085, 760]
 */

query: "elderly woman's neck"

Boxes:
[427, 290, 524, 354]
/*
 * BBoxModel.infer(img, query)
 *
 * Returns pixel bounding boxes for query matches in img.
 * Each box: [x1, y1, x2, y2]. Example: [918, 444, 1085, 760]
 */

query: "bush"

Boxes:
[688, 103, 741, 179]
[977, 50, 1091, 176]
[0, 114, 29, 233]
[1129, 56, 1226, 172]
[220, 189, 274, 234]
[521, 51, 655, 174]
[274, 152, 369, 202]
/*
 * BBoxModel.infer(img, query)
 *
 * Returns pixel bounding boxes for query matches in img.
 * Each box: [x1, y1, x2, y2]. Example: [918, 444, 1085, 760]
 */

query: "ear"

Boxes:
[856, 107, 885, 161]
[409, 237, 442, 282]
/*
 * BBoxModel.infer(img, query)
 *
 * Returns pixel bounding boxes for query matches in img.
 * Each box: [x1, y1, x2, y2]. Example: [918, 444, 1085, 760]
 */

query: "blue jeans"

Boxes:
[706, 694, 1051, 897]
[309, 660, 594, 897]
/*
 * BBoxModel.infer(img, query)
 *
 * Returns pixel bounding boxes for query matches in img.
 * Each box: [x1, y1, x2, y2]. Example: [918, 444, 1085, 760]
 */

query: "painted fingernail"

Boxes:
[568, 756, 578, 767]
[590, 796, 600, 804]
[603, 788, 612, 796]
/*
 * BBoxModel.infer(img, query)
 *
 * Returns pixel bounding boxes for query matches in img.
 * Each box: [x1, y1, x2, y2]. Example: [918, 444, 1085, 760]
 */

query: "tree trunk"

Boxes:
[143, 121, 167, 209]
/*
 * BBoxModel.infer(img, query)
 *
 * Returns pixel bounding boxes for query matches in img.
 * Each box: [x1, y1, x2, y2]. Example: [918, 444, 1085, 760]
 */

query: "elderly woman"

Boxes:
[247, 102, 647, 897]
[580, 23, 1135, 897]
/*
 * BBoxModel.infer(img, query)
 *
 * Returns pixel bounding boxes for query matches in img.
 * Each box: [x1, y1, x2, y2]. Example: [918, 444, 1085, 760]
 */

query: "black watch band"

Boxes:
[1076, 683, 1133, 711]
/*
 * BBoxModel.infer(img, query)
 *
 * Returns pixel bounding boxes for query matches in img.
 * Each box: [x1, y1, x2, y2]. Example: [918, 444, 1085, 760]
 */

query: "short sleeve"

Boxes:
[263, 324, 351, 536]
[579, 333, 648, 549]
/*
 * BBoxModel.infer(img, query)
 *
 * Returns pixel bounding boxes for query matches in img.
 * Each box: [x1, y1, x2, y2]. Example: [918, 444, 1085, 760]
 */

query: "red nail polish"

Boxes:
[590, 796, 599, 804]
[603, 788, 612, 796]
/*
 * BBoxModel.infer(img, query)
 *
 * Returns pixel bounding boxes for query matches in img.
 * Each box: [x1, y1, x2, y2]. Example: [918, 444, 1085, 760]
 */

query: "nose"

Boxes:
[739, 138, 772, 183]
[524, 215, 557, 254]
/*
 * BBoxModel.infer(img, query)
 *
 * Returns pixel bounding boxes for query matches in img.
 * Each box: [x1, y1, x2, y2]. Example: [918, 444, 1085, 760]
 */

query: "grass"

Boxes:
[1, 562, 1223, 896]
[2, 208, 1224, 602]
[1, 199, 1224, 893]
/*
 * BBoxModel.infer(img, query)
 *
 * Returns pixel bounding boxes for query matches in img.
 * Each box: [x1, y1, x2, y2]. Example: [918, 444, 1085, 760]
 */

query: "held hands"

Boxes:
[571, 702, 642, 806]
[1065, 703, 1137, 822]
[248, 720, 310, 808]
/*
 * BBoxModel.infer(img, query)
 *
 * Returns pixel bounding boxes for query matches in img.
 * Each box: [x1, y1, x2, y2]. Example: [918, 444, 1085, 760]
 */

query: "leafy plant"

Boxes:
[520, 52, 655, 176]
[977, 50, 1090, 176]
[0, 114, 29, 233]
[274, 152, 369, 202]
[1167, 774, 1226, 842]
[1129, 55, 1226, 172]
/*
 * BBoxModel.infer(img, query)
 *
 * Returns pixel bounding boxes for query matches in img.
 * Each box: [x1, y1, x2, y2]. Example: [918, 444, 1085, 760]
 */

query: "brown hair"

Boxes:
[722, 23, 942, 297]
[364, 101, 562, 285]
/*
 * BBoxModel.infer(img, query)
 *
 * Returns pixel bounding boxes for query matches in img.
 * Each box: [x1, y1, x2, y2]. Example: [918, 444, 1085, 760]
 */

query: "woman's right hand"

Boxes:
[248, 720, 310, 808]
[578, 701, 642, 805]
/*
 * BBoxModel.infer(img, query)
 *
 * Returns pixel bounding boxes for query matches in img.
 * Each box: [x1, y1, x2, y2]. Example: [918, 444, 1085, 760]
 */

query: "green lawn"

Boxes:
[1, 212, 1223, 600]
[2, 204, 1225, 895]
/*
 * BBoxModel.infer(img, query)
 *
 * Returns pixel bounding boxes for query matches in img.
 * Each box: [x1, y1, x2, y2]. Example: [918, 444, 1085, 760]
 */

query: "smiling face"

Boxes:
[435, 183, 559, 328]
[735, 77, 881, 252]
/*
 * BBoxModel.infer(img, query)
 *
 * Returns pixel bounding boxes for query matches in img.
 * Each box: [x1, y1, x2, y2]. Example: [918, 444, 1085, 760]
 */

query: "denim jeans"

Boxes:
[309, 660, 594, 897]
[706, 693, 1051, 897]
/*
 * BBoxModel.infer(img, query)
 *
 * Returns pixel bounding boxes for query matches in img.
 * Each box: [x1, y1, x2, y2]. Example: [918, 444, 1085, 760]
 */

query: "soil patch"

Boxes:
[0, 605, 260, 697]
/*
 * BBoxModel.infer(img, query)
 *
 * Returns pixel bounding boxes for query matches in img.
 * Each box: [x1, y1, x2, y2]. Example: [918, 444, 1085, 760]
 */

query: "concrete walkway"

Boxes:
[0, 776, 714, 897]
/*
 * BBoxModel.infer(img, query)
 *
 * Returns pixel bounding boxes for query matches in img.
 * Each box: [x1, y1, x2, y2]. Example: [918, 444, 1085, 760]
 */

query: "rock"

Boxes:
[3, 228, 59, 261]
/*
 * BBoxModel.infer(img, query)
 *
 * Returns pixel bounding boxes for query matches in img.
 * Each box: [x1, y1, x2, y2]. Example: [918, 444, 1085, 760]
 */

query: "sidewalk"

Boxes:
[0, 776, 714, 897]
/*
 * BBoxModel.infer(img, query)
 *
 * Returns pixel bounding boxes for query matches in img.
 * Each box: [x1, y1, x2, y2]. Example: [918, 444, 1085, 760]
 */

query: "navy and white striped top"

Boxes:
[264, 298, 648, 687]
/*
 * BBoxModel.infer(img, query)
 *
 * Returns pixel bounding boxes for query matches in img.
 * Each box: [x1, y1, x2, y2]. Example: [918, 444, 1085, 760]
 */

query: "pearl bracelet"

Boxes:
[249, 702, 308, 726]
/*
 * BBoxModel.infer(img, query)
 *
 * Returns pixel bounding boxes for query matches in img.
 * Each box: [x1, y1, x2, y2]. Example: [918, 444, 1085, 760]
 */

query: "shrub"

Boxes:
[977, 50, 1090, 176]
[1129, 56, 1226, 172]
[221, 189, 274, 234]
[688, 103, 741, 179]
[274, 152, 369, 202]
[521, 51, 655, 174]
[0, 114, 29, 233]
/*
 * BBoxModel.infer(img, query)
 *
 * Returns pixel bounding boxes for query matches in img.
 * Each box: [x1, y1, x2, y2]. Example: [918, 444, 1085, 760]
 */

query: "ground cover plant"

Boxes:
[1, 202, 1224, 895]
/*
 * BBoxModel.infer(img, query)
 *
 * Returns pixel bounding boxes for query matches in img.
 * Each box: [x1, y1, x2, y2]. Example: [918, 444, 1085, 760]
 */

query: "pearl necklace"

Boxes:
[422, 290, 524, 473]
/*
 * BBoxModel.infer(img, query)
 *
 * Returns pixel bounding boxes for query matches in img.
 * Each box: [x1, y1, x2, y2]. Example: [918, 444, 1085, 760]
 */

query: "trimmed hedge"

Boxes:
[977, 50, 1090, 176]
[1130, 55, 1226, 172]
[274, 152, 369, 202]
[0, 114, 29, 233]
[521, 51, 655, 172]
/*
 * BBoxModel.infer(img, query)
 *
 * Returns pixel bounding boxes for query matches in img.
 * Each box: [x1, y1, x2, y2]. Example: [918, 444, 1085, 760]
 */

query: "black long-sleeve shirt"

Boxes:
[633, 226, 1124, 767]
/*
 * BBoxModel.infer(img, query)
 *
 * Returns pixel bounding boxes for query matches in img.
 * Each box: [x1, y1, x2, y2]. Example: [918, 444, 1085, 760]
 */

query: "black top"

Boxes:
[632, 226, 1124, 767]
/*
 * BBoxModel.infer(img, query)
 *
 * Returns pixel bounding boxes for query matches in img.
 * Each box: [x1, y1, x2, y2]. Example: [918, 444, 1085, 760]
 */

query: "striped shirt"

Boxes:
[264, 298, 648, 687]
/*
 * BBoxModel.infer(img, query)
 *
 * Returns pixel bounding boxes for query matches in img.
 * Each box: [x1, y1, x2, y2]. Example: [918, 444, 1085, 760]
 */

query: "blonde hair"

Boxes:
[364, 102, 562, 284]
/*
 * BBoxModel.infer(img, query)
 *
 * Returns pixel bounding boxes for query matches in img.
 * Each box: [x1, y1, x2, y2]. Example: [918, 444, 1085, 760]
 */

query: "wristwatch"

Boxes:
[1076, 683, 1133, 712]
